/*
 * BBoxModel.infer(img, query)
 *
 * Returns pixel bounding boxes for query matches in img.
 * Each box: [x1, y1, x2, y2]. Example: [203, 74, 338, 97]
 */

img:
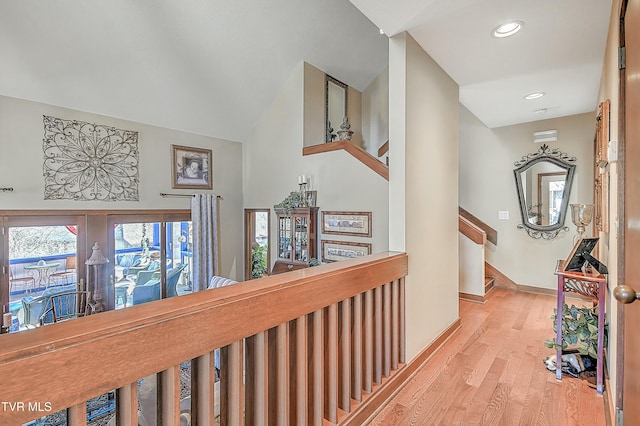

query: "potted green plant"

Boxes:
[274, 191, 306, 213]
[544, 303, 607, 359]
[251, 245, 268, 279]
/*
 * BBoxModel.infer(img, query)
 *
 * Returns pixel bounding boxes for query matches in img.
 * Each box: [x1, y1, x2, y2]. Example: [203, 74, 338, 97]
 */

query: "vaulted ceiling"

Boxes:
[0, 0, 388, 143]
[0, 0, 612, 143]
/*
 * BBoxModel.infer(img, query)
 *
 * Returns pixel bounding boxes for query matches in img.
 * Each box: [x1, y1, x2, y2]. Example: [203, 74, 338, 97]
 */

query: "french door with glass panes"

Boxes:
[1, 214, 84, 331]
[107, 213, 192, 310]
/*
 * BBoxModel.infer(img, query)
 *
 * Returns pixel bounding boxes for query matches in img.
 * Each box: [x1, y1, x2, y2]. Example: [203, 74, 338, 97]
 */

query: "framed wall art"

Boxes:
[321, 240, 372, 263]
[43, 115, 140, 201]
[172, 144, 213, 189]
[321, 211, 372, 237]
[594, 99, 610, 233]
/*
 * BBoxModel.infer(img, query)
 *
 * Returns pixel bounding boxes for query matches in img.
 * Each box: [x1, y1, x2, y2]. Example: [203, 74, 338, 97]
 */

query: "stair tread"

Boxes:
[485, 276, 495, 293]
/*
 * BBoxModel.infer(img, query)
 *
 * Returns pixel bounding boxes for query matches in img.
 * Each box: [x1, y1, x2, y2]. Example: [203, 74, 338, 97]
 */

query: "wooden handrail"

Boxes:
[1, 251, 408, 425]
[377, 140, 389, 158]
[459, 216, 486, 245]
[303, 140, 389, 181]
[459, 207, 498, 245]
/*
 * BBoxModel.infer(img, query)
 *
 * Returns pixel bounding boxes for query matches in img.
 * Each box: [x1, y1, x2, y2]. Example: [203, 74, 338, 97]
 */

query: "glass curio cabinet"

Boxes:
[272, 207, 319, 274]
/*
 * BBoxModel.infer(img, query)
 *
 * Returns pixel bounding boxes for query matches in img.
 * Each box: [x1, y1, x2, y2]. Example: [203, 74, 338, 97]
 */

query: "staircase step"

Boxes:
[485, 276, 495, 293]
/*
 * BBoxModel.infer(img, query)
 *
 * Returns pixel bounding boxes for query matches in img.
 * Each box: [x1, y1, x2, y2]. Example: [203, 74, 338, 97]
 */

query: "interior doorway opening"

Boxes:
[244, 209, 270, 280]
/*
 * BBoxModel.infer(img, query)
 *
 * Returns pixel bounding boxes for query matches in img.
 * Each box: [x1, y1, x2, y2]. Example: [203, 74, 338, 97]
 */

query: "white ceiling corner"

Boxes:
[351, 0, 612, 129]
[0, 0, 613, 142]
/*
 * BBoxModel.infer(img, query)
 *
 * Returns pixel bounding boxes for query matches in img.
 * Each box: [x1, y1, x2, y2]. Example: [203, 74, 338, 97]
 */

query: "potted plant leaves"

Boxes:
[544, 303, 607, 359]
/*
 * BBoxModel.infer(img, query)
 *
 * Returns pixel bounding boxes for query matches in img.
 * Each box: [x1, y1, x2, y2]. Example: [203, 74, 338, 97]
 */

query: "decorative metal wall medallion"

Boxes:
[43, 116, 139, 201]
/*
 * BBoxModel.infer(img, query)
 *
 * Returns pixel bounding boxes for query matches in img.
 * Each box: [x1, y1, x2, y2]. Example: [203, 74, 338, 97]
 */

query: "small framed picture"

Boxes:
[322, 211, 372, 237]
[322, 240, 372, 263]
[172, 145, 213, 189]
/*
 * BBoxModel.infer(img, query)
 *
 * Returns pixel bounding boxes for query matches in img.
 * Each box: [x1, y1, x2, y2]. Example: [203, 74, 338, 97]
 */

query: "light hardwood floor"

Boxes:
[367, 288, 608, 426]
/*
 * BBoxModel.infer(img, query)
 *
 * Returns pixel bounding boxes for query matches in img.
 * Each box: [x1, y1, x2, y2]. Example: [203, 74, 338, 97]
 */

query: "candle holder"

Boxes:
[297, 174, 309, 207]
[570, 203, 595, 243]
[298, 183, 308, 207]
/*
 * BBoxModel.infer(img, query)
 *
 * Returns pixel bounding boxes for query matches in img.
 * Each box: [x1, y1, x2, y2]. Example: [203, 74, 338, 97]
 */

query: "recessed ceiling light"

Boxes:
[524, 92, 545, 100]
[491, 20, 524, 38]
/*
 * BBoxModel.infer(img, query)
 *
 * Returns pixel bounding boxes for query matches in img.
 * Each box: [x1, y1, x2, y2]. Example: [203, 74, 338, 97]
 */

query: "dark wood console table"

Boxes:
[554, 260, 607, 394]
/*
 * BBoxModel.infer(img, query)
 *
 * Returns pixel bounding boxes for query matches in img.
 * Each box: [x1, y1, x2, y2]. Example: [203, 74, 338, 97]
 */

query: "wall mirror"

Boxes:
[325, 74, 348, 142]
[513, 144, 576, 239]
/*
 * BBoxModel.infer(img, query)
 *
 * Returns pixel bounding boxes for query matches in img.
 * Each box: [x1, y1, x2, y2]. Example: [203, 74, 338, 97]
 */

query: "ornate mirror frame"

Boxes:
[513, 144, 577, 240]
[325, 74, 348, 143]
[594, 99, 610, 232]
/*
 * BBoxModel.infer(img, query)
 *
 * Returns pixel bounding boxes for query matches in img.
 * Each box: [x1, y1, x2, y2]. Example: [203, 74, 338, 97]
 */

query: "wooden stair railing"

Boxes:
[303, 140, 389, 181]
[377, 140, 389, 166]
[458, 207, 498, 245]
[484, 276, 495, 293]
[458, 216, 486, 245]
[377, 140, 389, 158]
[1, 251, 407, 426]
[458, 208, 497, 302]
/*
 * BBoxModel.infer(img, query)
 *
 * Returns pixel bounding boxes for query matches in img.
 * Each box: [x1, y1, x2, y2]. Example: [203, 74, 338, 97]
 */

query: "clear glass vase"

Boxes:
[570, 203, 595, 243]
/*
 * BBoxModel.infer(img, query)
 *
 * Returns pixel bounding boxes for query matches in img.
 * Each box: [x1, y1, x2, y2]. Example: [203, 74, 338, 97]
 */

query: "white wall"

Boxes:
[0, 95, 244, 280]
[362, 67, 389, 157]
[459, 235, 485, 296]
[459, 106, 595, 290]
[244, 63, 389, 268]
[303, 63, 326, 147]
[389, 33, 459, 361]
[348, 87, 363, 149]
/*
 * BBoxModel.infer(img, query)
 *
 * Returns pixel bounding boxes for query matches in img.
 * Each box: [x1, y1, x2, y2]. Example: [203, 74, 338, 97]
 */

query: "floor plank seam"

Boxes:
[368, 288, 607, 426]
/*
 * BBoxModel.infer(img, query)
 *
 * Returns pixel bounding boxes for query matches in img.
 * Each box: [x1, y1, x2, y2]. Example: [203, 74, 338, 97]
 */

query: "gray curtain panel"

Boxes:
[191, 194, 219, 292]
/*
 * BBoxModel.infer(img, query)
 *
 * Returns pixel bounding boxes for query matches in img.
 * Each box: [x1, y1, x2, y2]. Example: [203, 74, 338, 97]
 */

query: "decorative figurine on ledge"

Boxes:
[327, 120, 337, 142]
[336, 116, 354, 141]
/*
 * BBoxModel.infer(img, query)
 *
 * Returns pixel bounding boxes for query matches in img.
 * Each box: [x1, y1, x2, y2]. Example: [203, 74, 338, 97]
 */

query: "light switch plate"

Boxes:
[499, 211, 509, 220]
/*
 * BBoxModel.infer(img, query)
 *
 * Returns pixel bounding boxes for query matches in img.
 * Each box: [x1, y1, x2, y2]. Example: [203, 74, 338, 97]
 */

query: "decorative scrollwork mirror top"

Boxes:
[514, 144, 576, 240]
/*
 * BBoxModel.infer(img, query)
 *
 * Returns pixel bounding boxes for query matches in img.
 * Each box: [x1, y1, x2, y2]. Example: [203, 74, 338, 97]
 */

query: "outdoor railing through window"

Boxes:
[1, 252, 407, 425]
